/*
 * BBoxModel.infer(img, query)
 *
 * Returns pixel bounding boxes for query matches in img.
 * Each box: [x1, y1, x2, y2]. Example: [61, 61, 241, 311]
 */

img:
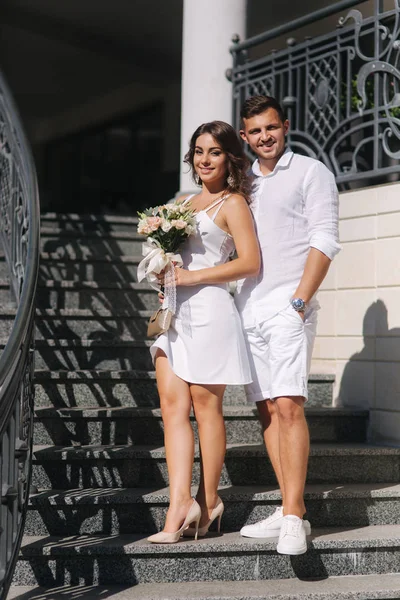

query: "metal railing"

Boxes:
[0, 71, 40, 598]
[230, 0, 400, 187]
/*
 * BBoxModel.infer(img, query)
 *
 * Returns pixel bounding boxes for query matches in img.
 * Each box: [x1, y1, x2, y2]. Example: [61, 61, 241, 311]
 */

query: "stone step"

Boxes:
[36, 253, 141, 283]
[33, 370, 334, 409]
[40, 213, 139, 233]
[0, 279, 12, 306]
[0, 253, 141, 282]
[36, 280, 159, 311]
[30, 443, 400, 489]
[13, 525, 400, 585]
[33, 339, 154, 370]
[32, 406, 368, 446]
[24, 482, 400, 536]
[31, 343, 336, 404]
[0, 308, 152, 340]
[8, 574, 400, 600]
[40, 228, 143, 255]
[32, 308, 150, 340]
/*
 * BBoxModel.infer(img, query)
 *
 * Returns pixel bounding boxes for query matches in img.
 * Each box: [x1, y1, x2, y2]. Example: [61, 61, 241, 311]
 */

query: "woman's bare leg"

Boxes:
[155, 350, 195, 532]
[191, 383, 226, 526]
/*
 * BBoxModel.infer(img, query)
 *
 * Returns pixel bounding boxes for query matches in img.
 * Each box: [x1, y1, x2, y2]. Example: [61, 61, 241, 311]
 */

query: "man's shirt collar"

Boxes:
[252, 148, 293, 178]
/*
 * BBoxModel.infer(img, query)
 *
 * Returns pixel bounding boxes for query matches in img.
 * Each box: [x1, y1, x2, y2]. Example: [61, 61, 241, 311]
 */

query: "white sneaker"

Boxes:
[276, 515, 308, 555]
[240, 507, 284, 538]
[240, 507, 311, 539]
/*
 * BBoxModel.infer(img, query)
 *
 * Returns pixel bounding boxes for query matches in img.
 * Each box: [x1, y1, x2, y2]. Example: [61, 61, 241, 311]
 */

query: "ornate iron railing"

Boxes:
[0, 71, 40, 598]
[231, 0, 400, 187]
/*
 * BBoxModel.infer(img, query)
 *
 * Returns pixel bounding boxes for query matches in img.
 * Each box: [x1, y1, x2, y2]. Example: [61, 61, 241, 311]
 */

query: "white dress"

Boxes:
[150, 195, 252, 385]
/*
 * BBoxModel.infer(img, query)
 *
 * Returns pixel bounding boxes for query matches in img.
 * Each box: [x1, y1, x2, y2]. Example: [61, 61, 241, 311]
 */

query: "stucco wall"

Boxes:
[311, 180, 400, 445]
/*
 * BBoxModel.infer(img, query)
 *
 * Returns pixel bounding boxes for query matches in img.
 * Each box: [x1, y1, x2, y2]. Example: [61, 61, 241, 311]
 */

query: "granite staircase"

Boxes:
[3, 213, 400, 599]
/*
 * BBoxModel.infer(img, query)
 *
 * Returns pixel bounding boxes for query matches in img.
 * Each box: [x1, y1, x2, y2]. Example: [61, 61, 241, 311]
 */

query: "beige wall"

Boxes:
[311, 181, 400, 445]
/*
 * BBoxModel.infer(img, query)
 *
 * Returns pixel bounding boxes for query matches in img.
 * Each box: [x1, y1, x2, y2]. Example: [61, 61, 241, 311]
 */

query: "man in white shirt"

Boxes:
[236, 95, 341, 555]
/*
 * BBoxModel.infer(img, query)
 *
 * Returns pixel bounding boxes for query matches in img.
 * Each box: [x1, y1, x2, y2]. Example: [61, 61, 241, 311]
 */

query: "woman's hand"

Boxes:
[173, 266, 197, 286]
[156, 266, 197, 287]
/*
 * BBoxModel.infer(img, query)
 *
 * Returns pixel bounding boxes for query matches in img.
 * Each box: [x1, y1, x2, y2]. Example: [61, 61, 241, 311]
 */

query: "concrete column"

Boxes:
[179, 0, 246, 193]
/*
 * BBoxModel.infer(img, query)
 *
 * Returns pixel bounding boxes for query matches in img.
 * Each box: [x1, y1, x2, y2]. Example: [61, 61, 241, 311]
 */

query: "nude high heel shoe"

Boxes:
[147, 499, 201, 544]
[183, 497, 224, 537]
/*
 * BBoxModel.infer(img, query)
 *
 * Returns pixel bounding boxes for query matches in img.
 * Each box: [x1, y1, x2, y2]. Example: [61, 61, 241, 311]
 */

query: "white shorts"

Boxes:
[243, 303, 318, 403]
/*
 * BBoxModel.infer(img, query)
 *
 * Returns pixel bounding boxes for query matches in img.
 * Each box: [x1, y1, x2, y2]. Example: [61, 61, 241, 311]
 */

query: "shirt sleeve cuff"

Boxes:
[310, 235, 342, 260]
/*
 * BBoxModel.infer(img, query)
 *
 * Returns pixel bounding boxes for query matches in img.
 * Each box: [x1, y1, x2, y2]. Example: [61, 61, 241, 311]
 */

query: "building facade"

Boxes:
[1, 0, 399, 444]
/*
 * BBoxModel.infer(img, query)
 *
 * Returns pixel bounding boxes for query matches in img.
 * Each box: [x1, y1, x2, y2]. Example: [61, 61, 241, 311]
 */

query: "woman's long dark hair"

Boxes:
[184, 121, 251, 203]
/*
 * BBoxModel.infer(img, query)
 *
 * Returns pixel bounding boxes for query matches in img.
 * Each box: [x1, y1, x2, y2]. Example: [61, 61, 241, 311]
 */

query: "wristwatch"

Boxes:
[291, 297, 306, 312]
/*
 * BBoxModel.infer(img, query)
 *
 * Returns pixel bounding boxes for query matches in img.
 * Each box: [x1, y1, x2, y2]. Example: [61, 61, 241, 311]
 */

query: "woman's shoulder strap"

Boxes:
[205, 194, 232, 220]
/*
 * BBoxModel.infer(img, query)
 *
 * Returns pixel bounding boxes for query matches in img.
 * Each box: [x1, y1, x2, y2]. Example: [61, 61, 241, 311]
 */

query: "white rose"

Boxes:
[161, 219, 172, 232]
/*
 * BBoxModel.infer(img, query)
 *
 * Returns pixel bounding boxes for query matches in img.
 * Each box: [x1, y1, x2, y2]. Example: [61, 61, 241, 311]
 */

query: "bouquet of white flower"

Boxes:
[137, 202, 196, 255]
[136, 201, 196, 337]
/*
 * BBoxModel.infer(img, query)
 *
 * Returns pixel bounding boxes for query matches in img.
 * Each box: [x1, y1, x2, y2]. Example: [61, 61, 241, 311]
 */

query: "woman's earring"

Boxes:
[227, 173, 235, 187]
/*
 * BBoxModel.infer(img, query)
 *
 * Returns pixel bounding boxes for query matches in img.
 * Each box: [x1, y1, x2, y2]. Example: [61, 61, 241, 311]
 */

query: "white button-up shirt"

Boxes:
[234, 149, 341, 326]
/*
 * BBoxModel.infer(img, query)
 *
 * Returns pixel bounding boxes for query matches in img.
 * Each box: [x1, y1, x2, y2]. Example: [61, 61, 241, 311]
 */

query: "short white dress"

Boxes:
[150, 195, 252, 385]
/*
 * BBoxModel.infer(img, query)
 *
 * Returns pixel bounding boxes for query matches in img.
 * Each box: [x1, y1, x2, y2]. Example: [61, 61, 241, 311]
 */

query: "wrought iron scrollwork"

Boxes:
[231, 0, 400, 186]
[0, 71, 40, 599]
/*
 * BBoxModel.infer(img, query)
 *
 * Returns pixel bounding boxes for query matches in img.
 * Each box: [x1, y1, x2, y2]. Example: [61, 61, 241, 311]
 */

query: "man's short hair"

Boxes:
[240, 95, 286, 124]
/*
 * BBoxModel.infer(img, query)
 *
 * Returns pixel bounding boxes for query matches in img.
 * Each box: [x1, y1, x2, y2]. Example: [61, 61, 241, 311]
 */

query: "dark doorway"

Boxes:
[43, 103, 178, 215]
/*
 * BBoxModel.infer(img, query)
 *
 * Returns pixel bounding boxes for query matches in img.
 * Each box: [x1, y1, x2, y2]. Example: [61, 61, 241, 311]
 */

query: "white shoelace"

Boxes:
[282, 518, 302, 538]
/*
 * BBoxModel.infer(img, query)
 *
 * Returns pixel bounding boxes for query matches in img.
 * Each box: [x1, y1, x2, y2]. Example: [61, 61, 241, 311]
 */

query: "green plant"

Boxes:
[344, 74, 400, 118]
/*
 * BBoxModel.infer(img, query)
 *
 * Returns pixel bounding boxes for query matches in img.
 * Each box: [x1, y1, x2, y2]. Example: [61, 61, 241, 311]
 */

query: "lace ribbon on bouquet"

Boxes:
[137, 237, 182, 316]
[162, 261, 176, 315]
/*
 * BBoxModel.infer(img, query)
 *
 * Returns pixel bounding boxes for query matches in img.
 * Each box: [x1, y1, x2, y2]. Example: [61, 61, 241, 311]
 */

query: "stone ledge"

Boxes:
[33, 370, 335, 383]
[8, 573, 400, 600]
[31, 443, 400, 460]
[34, 339, 152, 348]
[0, 308, 153, 318]
[37, 280, 154, 291]
[40, 253, 142, 263]
[33, 406, 364, 419]
[41, 213, 139, 224]
[28, 482, 400, 506]
[32, 442, 398, 488]
[18, 525, 400, 555]
[0, 252, 141, 264]
[41, 228, 142, 240]
[23, 482, 400, 537]
[34, 369, 157, 380]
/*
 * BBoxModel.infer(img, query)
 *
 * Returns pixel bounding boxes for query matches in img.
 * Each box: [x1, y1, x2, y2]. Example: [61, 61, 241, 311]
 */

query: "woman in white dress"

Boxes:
[147, 121, 260, 543]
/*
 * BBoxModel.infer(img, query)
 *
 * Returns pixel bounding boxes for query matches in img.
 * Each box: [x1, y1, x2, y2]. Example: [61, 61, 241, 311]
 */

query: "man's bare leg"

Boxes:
[256, 399, 285, 505]
[275, 395, 309, 518]
[240, 395, 308, 539]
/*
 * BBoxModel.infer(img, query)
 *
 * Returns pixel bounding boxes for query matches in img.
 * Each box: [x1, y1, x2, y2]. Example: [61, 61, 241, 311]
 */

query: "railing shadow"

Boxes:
[9, 583, 138, 599]
[38, 219, 152, 368]
[28, 485, 167, 538]
[19, 533, 141, 588]
[29, 214, 168, 581]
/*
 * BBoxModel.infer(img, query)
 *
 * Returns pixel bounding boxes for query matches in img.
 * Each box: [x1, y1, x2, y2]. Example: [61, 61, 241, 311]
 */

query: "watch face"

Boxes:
[292, 298, 305, 311]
